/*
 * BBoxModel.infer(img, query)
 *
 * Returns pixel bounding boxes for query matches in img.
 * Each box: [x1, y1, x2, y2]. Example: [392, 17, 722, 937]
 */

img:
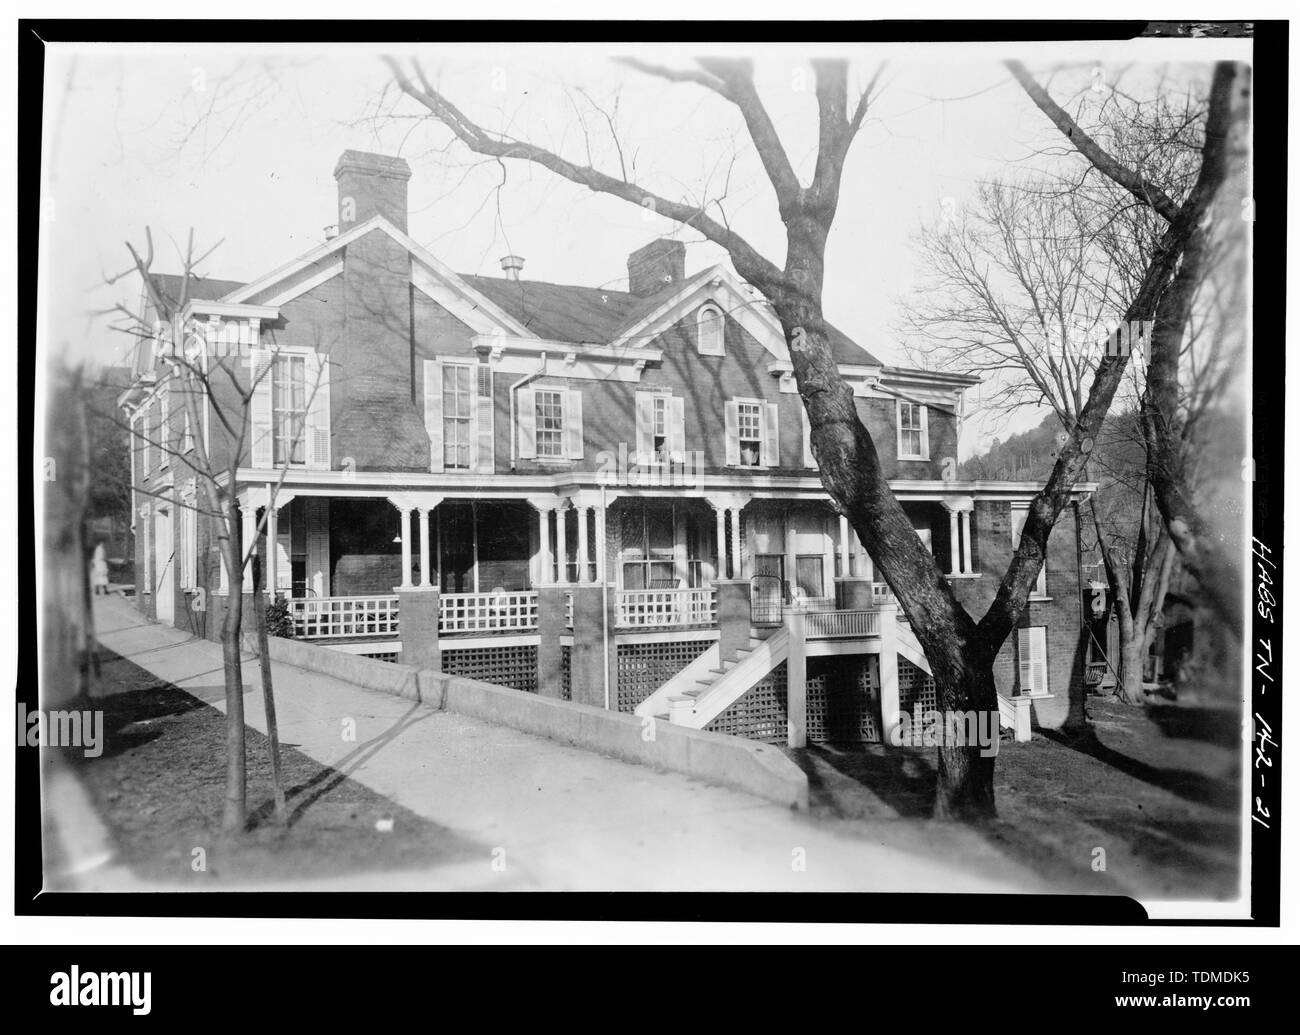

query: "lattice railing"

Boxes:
[616, 588, 716, 628]
[439, 591, 539, 633]
[289, 596, 399, 639]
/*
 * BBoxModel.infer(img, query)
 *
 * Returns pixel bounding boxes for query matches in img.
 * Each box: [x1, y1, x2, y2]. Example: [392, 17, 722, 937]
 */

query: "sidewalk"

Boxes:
[67, 595, 1051, 893]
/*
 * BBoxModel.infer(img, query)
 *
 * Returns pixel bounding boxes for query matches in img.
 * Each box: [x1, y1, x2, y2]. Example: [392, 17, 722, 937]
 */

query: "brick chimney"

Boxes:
[627, 238, 685, 296]
[334, 150, 411, 233]
[331, 150, 429, 471]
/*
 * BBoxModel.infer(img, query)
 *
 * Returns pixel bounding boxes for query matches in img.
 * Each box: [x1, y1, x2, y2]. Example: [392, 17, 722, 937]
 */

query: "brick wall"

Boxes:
[950, 500, 1085, 728]
[187, 224, 959, 485]
[480, 308, 959, 479]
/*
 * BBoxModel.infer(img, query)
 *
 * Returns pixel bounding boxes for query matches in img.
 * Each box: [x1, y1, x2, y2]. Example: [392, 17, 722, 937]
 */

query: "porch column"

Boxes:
[947, 506, 960, 576]
[961, 510, 974, 574]
[787, 608, 807, 748]
[785, 517, 798, 603]
[729, 507, 743, 580]
[715, 503, 728, 581]
[387, 498, 414, 589]
[555, 505, 570, 585]
[265, 498, 278, 593]
[839, 514, 852, 579]
[419, 504, 432, 588]
[594, 500, 608, 582]
[577, 504, 591, 584]
[530, 499, 555, 586]
[240, 498, 257, 574]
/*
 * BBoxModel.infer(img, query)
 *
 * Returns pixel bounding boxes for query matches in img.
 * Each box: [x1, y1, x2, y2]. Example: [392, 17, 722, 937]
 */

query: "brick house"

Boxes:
[120, 150, 1093, 745]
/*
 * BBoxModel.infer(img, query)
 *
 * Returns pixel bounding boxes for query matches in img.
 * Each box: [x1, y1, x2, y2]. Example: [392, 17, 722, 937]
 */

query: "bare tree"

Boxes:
[1007, 60, 1249, 639]
[904, 67, 1243, 711]
[379, 54, 1238, 818]
[904, 178, 1131, 430]
[103, 229, 322, 833]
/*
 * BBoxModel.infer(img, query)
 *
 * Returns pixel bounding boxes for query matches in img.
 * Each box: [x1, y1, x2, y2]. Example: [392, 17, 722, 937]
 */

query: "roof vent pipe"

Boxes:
[500, 255, 525, 281]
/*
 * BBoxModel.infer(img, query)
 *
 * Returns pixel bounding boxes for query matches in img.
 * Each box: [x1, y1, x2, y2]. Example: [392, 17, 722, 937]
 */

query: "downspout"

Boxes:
[509, 352, 549, 470]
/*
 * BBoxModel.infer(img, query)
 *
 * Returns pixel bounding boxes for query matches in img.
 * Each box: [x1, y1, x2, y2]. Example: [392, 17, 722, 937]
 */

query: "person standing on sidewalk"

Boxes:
[90, 541, 110, 596]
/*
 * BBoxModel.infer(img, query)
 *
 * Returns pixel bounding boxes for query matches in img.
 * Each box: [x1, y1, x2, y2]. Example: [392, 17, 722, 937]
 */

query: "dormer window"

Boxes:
[697, 304, 724, 356]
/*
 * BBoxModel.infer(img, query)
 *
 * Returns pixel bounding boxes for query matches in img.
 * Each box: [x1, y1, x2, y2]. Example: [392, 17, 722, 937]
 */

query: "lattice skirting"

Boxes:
[615, 639, 713, 713]
[560, 645, 572, 702]
[806, 657, 880, 743]
[442, 644, 539, 694]
[898, 657, 938, 717]
[359, 651, 399, 664]
[706, 657, 884, 745]
[706, 662, 788, 743]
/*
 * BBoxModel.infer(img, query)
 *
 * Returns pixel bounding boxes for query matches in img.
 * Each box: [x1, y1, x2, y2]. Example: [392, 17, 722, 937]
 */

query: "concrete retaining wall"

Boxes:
[265, 636, 808, 811]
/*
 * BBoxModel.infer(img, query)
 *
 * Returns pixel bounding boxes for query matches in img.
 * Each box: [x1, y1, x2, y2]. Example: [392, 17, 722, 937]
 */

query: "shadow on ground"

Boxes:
[60, 649, 488, 886]
[786, 694, 1241, 900]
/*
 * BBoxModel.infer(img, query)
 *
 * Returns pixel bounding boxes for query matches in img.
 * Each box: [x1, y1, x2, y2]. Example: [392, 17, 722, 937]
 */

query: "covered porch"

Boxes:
[238, 486, 972, 645]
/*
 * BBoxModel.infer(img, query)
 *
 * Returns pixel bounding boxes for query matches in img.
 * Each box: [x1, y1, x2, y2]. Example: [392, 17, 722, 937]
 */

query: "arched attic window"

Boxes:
[696, 303, 725, 356]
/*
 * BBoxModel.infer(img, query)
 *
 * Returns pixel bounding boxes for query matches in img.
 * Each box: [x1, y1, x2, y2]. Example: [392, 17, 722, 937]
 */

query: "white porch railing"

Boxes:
[804, 609, 881, 639]
[439, 590, 539, 633]
[616, 588, 717, 628]
[290, 596, 400, 639]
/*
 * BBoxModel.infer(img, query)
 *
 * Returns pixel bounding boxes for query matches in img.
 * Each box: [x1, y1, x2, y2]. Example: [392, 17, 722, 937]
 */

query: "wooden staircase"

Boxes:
[635, 628, 790, 730]
[635, 609, 1033, 743]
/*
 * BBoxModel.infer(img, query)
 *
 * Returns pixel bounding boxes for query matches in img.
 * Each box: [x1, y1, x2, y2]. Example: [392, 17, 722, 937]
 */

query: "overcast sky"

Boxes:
[37, 38, 1248, 455]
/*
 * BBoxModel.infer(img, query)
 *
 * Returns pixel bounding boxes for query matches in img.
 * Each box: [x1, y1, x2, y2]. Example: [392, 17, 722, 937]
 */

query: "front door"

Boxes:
[154, 506, 174, 624]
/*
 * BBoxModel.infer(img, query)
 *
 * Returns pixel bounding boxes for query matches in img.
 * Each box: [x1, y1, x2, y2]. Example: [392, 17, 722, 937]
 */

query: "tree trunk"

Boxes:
[1117, 634, 1146, 706]
[220, 498, 247, 836]
[765, 270, 998, 819]
[933, 661, 1000, 821]
[251, 550, 288, 827]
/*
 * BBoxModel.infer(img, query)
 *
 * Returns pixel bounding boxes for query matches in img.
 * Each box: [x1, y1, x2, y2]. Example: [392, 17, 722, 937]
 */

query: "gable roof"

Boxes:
[459, 276, 675, 345]
[220, 215, 536, 338]
[168, 216, 885, 366]
[825, 324, 881, 367]
[147, 273, 247, 312]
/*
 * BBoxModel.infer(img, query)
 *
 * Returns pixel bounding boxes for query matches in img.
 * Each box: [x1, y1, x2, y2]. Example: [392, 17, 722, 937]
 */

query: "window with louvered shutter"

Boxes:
[1018, 626, 1048, 694]
[476, 364, 495, 471]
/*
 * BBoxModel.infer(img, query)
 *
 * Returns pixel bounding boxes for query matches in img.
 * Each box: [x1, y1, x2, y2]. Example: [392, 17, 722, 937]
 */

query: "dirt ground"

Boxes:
[789, 694, 1242, 900]
[61, 649, 483, 886]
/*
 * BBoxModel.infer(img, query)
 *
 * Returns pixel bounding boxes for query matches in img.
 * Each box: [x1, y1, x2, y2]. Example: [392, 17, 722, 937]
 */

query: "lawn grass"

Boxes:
[790, 694, 1241, 900]
[60, 648, 483, 886]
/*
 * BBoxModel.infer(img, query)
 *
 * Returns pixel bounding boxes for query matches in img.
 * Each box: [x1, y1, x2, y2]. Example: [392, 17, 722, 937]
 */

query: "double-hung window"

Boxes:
[272, 354, 308, 465]
[725, 397, 778, 467]
[737, 401, 763, 467]
[535, 389, 565, 458]
[652, 395, 669, 460]
[441, 363, 474, 470]
[897, 401, 929, 460]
